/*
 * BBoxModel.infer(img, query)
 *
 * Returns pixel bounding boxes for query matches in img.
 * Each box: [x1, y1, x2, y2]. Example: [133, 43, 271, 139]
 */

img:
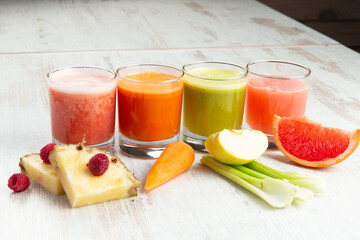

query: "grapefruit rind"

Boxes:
[273, 115, 360, 168]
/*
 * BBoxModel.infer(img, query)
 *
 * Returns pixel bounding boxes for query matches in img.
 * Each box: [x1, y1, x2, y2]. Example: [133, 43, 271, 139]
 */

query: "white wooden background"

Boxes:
[1, 0, 360, 239]
[0, 0, 337, 54]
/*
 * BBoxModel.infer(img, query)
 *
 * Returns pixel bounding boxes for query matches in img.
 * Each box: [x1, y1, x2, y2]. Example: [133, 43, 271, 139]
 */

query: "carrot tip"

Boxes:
[144, 142, 195, 190]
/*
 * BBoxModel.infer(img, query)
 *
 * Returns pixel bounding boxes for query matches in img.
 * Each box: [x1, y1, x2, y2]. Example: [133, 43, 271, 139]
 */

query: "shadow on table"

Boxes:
[8, 183, 71, 209]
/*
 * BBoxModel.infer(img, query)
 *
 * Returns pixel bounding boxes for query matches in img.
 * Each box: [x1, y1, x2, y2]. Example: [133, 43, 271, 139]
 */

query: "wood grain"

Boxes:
[1, 45, 360, 239]
[0, 0, 338, 54]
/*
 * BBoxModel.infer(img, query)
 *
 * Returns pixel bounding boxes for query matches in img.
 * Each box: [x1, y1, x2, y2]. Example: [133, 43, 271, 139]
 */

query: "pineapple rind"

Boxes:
[19, 153, 64, 195]
[49, 144, 140, 208]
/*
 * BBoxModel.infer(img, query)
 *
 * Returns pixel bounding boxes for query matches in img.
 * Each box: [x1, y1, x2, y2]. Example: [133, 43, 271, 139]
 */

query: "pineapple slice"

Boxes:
[19, 153, 64, 195]
[49, 144, 140, 208]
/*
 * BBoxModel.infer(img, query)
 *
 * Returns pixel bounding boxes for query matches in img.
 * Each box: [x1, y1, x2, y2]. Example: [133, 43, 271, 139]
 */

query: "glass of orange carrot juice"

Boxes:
[47, 66, 117, 151]
[245, 60, 311, 148]
[116, 64, 184, 158]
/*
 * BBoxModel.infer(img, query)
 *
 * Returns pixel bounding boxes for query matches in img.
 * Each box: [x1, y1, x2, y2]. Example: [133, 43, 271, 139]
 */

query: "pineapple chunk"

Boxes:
[19, 153, 64, 195]
[49, 144, 140, 208]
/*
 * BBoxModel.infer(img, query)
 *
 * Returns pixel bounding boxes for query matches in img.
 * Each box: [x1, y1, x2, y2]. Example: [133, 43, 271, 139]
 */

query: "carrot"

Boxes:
[144, 141, 195, 190]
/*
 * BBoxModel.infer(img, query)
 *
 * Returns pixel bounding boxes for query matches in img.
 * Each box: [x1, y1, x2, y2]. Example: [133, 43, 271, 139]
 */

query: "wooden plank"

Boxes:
[258, 0, 360, 20]
[0, 0, 337, 54]
[1, 45, 360, 240]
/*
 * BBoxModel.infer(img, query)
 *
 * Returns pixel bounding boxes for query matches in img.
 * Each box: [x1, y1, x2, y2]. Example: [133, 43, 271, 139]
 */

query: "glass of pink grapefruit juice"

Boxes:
[245, 60, 311, 148]
[47, 66, 116, 151]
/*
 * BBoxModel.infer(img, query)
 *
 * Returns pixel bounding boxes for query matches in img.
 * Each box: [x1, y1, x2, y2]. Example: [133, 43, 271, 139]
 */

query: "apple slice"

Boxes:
[205, 129, 268, 165]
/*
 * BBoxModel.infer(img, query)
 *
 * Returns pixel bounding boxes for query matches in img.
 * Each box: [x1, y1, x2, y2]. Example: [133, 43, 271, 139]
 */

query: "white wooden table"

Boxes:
[1, 1, 360, 239]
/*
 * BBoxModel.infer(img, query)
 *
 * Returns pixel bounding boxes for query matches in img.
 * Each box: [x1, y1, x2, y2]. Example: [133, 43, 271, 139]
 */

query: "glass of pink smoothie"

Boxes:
[245, 60, 311, 148]
[47, 66, 116, 151]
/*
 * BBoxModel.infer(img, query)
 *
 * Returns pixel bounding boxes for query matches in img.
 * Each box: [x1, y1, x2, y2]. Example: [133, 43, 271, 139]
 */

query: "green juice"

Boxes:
[183, 68, 247, 137]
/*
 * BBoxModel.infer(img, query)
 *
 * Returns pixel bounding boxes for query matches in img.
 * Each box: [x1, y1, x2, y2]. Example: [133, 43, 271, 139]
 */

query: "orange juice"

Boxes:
[245, 76, 308, 134]
[117, 72, 183, 141]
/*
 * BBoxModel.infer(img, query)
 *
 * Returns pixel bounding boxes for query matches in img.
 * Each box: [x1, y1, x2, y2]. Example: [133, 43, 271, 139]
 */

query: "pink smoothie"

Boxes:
[48, 71, 116, 145]
[245, 76, 308, 134]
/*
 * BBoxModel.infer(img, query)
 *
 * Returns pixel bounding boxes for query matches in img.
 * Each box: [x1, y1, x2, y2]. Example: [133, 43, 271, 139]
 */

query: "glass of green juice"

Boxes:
[182, 61, 248, 151]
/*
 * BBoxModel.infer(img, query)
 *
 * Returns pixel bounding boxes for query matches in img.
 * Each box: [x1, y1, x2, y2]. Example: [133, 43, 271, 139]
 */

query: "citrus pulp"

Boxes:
[273, 115, 360, 167]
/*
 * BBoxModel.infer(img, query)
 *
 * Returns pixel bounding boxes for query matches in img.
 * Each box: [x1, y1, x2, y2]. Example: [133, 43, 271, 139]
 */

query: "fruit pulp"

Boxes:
[245, 76, 308, 135]
[205, 129, 268, 165]
[273, 115, 360, 167]
[118, 72, 183, 141]
[19, 153, 64, 195]
[49, 72, 116, 145]
[183, 68, 246, 137]
[49, 144, 140, 208]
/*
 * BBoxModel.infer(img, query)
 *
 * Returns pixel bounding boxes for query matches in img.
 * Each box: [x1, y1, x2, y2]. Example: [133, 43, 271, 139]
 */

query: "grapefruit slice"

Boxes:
[273, 115, 360, 167]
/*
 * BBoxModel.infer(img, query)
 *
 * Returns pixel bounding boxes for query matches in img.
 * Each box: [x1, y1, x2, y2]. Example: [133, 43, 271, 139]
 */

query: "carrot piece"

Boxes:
[144, 142, 195, 190]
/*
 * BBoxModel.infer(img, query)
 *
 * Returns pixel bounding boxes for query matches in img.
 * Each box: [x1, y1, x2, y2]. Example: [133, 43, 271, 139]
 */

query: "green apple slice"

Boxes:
[205, 129, 268, 165]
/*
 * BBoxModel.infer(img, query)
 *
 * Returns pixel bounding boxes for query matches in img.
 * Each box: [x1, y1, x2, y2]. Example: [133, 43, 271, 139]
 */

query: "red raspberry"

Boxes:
[40, 143, 56, 164]
[8, 173, 30, 192]
[87, 153, 109, 176]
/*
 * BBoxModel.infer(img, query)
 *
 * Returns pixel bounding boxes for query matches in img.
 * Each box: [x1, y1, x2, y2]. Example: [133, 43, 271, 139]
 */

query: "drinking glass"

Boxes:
[116, 64, 184, 158]
[245, 60, 311, 148]
[47, 66, 116, 151]
[182, 61, 248, 152]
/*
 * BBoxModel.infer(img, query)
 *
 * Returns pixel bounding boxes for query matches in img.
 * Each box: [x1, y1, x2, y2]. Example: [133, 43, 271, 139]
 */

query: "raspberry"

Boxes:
[87, 153, 109, 176]
[8, 173, 30, 192]
[40, 143, 56, 164]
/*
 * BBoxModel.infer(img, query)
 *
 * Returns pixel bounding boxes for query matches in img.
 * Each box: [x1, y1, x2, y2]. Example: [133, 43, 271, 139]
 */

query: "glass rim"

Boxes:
[182, 61, 248, 81]
[246, 60, 311, 80]
[47, 66, 116, 85]
[116, 63, 184, 83]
